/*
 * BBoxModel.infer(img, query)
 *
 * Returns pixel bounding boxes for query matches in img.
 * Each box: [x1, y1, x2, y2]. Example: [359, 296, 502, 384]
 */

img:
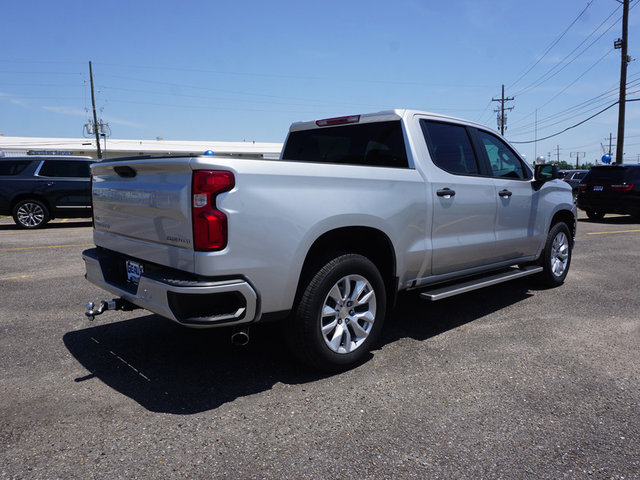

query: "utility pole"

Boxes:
[89, 61, 102, 159]
[609, 133, 613, 156]
[557, 145, 561, 164]
[492, 84, 514, 135]
[571, 152, 585, 169]
[615, 0, 630, 164]
[534, 109, 538, 160]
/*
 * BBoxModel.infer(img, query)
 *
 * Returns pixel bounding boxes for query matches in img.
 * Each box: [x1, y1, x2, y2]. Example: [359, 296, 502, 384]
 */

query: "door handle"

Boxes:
[436, 188, 456, 198]
[498, 189, 512, 198]
[46, 182, 55, 187]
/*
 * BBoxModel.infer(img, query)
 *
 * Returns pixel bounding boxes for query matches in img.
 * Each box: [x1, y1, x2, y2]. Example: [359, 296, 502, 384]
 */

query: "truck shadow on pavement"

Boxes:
[0, 220, 92, 231]
[63, 281, 533, 415]
[578, 214, 639, 225]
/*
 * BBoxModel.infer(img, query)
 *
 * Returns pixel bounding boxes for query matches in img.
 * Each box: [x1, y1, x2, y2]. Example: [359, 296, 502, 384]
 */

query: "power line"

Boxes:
[97, 64, 493, 89]
[510, 98, 639, 144]
[535, 49, 615, 111]
[513, 3, 624, 97]
[507, 1, 595, 90]
[507, 74, 640, 136]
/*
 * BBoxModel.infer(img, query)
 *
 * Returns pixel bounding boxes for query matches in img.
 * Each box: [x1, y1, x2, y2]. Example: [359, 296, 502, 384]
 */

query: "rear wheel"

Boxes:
[286, 254, 386, 372]
[537, 222, 572, 287]
[586, 209, 605, 220]
[12, 199, 50, 229]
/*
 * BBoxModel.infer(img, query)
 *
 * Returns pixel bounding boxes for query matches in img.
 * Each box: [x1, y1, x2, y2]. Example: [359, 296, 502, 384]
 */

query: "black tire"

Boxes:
[12, 199, 50, 229]
[586, 209, 605, 220]
[286, 254, 386, 372]
[537, 222, 572, 287]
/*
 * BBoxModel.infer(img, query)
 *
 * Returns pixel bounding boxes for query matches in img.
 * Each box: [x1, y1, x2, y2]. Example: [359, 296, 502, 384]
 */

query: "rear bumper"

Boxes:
[577, 195, 640, 215]
[82, 247, 258, 327]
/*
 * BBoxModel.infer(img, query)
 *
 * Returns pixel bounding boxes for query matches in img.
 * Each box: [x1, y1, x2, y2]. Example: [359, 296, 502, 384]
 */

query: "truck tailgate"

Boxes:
[91, 158, 195, 270]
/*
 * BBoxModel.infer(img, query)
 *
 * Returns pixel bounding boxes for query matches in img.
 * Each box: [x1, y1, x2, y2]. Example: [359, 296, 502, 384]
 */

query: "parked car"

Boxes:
[560, 169, 588, 196]
[0, 156, 95, 228]
[576, 164, 640, 220]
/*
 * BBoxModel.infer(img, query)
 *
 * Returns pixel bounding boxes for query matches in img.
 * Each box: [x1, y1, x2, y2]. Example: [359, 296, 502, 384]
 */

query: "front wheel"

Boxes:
[537, 222, 572, 287]
[286, 254, 386, 372]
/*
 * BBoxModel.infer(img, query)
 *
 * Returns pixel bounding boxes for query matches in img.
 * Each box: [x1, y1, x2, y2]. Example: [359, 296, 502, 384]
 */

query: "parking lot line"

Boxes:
[0, 244, 93, 252]
[586, 229, 640, 235]
[0, 275, 34, 280]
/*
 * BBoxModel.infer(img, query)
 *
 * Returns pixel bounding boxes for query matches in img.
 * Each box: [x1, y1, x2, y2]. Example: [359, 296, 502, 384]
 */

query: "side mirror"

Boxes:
[534, 164, 559, 182]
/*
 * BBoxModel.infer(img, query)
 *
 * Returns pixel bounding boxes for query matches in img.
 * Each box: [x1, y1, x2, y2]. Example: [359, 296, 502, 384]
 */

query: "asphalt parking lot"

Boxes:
[0, 214, 638, 479]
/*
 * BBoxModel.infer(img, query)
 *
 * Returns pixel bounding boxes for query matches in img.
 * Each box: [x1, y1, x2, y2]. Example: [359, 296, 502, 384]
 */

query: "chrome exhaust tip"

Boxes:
[231, 328, 250, 346]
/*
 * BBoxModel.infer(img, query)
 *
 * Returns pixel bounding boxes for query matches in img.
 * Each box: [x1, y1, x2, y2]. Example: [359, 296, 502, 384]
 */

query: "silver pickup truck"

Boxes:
[83, 109, 576, 370]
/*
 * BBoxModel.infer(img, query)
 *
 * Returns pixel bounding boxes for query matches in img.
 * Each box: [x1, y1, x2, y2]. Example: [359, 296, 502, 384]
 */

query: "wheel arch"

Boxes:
[550, 209, 576, 245]
[294, 226, 398, 307]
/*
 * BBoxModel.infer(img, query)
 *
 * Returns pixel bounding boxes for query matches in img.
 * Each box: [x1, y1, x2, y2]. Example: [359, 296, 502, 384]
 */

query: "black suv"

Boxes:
[0, 156, 95, 228]
[576, 164, 640, 220]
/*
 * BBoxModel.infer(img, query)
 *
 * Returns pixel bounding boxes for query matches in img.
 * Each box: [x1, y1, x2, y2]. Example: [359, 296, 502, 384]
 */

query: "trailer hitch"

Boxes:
[85, 298, 139, 321]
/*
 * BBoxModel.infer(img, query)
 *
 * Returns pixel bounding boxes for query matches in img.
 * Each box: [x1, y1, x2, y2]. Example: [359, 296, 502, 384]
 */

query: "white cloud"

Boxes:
[41, 105, 146, 129]
[0, 92, 29, 107]
[42, 105, 86, 116]
[102, 115, 145, 129]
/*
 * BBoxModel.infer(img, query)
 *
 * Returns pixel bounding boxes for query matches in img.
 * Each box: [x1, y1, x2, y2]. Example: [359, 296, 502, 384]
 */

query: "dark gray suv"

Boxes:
[0, 156, 95, 228]
[560, 169, 588, 197]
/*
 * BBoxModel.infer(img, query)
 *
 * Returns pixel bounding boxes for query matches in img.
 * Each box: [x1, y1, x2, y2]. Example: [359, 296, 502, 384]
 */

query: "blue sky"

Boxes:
[1, 0, 638, 164]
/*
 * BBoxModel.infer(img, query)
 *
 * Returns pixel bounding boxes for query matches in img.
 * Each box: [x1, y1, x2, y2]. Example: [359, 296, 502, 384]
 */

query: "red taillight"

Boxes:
[611, 184, 633, 191]
[192, 170, 234, 251]
[578, 184, 587, 191]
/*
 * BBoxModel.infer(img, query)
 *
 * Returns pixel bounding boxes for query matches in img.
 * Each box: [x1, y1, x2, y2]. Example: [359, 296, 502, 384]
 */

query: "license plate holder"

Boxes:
[126, 260, 144, 284]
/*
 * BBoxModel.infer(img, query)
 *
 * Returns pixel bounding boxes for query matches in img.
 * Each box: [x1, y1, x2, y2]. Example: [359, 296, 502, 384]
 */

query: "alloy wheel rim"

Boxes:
[17, 203, 44, 227]
[550, 232, 569, 277]
[321, 274, 376, 354]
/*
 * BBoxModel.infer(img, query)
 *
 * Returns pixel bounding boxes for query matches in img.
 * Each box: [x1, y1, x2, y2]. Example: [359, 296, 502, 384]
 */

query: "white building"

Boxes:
[0, 136, 283, 160]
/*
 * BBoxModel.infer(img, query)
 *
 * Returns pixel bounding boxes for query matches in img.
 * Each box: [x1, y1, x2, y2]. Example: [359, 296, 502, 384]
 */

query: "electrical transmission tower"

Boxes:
[492, 84, 514, 135]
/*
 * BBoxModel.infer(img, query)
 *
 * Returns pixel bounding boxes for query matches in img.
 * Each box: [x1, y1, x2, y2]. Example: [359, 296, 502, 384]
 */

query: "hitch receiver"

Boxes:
[85, 298, 138, 321]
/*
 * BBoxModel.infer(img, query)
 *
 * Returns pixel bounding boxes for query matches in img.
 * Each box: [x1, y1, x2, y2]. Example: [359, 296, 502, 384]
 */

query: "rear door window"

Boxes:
[420, 120, 480, 175]
[38, 160, 91, 178]
[282, 121, 409, 168]
[0, 160, 32, 176]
